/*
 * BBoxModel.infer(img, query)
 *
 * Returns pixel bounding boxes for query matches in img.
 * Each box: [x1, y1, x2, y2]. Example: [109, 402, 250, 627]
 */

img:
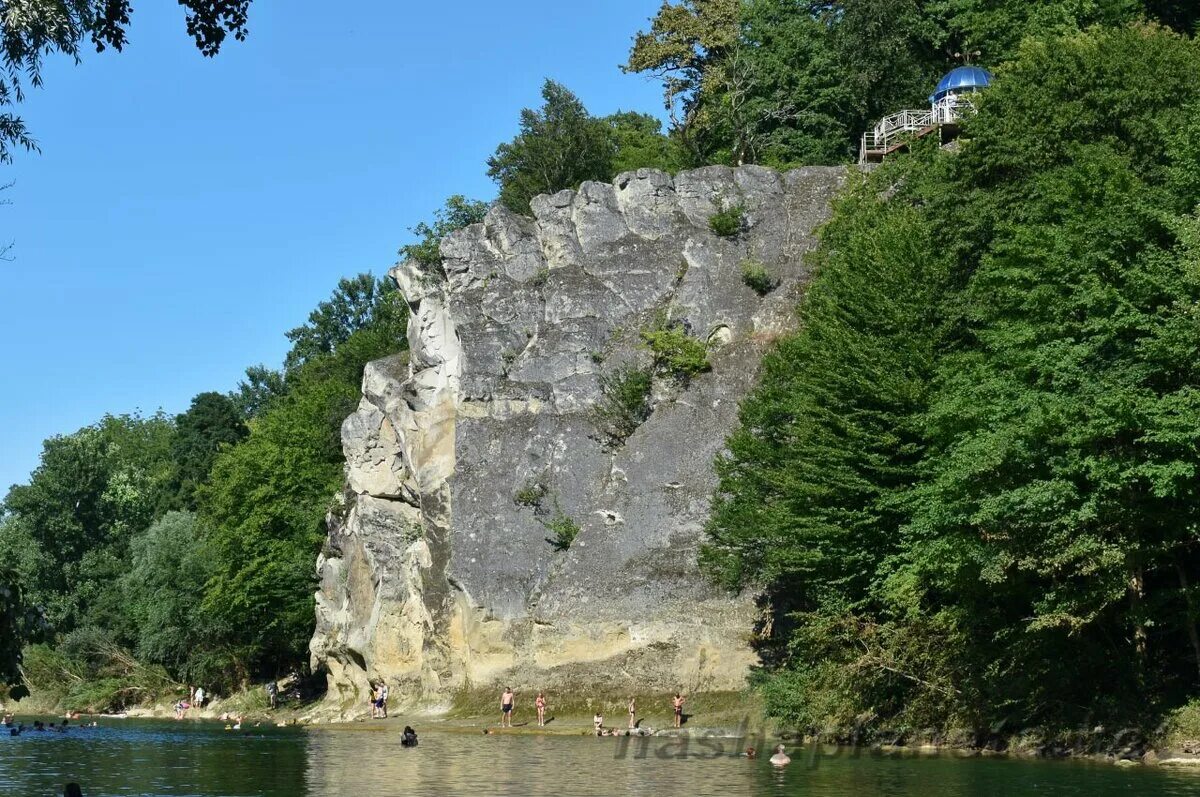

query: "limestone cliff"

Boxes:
[309, 165, 845, 714]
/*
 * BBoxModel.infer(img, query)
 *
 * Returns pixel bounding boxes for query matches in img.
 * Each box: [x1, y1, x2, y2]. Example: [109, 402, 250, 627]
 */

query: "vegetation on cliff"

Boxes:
[706, 23, 1200, 734]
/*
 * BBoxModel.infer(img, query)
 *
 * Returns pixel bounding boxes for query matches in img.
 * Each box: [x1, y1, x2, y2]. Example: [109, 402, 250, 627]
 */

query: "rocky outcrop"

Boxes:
[309, 165, 845, 714]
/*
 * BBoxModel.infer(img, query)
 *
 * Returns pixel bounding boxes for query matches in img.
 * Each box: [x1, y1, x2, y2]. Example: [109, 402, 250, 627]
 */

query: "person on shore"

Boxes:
[378, 682, 389, 719]
[194, 686, 205, 708]
[401, 725, 418, 747]
[367, 682, 378, 718]
[500, 686, 515, 728]
[535, 692, 547, 727]
[672, 693, 685, 728]
[265, 681, 278, 710]
[627, 697, 637, 729]
[593, 711, 604, 734]
[769, 744, 791, 766]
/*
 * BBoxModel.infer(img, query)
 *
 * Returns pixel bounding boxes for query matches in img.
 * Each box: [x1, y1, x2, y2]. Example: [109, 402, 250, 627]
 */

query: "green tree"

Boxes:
[708, 22, 1200, 732]
[487, 80, 616, 214]
[399, 195, 490, 269]
[121, 511, 214, 672]
[229, 364, 287, 419]
[171, 392, 248, 509]
[624, 0, 740, 161]
[198, 281, 409, 675]
[605, 111, 692, 174]
[1, 413, 174, 635]
[284, 274, 403, 371]
[0, 562, 45, 700]
[0, 1, 252, 161]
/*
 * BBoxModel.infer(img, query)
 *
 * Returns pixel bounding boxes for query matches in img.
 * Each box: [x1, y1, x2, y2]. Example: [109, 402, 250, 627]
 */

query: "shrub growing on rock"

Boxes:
[741, 259, 777, 295]
[640, 323, 710, 380]
[592, 367, 654, 447]
[544, 512, 581, 551]
[708, 205, 745, 237]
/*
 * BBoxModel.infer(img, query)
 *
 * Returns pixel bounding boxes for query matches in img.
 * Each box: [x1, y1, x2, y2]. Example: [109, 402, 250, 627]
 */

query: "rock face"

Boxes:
[309, 165, 845, 714]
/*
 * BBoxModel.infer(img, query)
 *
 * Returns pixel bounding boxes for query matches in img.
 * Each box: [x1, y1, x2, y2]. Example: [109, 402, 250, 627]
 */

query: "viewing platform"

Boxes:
[859, 65, 991, 165]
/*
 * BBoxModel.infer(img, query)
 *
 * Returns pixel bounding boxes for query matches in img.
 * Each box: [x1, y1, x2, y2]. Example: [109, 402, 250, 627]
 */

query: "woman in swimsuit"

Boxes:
[535, 692, 547, 727]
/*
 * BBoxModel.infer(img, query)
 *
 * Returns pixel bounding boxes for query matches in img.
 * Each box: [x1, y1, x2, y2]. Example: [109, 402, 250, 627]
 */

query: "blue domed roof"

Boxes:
[930, 65, 992, 103]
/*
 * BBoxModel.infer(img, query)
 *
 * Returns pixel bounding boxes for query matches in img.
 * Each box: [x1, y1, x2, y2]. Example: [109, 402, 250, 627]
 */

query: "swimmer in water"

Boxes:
[769, 744, 791, 766]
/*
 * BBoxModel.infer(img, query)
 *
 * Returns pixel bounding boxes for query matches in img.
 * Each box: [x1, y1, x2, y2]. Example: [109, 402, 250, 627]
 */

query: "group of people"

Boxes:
[3, 715, 98, 736]
[368, 681, 390, 718]
[494, 688, 688, 733]
[173, 685, 207, 719]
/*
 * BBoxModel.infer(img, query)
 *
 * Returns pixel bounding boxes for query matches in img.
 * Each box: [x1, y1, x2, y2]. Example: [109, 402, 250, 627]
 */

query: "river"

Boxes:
[3, 720, 1200, 796]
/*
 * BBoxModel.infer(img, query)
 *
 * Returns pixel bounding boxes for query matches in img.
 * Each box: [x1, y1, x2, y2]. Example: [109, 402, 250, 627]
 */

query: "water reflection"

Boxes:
[4, 719, 1200, 796]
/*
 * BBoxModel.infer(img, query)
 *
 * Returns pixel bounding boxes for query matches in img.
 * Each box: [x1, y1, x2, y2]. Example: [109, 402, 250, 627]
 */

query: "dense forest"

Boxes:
[3, 0, 1200, 737]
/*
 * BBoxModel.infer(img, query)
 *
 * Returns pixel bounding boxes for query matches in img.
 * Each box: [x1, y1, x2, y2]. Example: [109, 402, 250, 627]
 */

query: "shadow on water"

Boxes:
[5, 720, 1200, 796]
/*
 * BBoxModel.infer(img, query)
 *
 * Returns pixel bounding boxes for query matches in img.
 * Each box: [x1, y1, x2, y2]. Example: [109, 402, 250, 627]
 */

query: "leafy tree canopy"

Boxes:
[706, 23, 1200, 732]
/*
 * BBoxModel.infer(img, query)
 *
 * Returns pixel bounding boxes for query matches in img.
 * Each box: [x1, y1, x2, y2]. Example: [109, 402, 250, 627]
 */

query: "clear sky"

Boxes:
[0, 0, 665, 493]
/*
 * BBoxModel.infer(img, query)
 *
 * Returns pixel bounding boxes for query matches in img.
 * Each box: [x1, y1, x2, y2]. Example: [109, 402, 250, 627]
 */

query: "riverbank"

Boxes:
[10, 683, 1200, 770]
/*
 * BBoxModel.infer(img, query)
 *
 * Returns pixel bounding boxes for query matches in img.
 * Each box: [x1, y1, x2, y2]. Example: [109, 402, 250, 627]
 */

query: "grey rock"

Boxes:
[310, 165, 846, 715]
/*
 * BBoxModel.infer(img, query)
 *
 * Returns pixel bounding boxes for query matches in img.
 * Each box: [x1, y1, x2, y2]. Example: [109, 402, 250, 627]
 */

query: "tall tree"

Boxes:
[486, 80, 615, 214]
[284, 274, 403, 371]
[171, 392, 248, 509]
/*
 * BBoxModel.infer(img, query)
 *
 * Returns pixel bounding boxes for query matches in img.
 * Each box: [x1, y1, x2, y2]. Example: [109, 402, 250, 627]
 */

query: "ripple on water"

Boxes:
[3, 720, 1200, 796]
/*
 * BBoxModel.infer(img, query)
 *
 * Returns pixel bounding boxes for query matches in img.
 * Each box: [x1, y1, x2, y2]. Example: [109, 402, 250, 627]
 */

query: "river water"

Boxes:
[3, 720, 1199, 796]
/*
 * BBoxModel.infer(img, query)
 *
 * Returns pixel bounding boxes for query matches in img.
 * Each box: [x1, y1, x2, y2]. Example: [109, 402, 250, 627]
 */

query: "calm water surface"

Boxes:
[3, 719, 1200, 796]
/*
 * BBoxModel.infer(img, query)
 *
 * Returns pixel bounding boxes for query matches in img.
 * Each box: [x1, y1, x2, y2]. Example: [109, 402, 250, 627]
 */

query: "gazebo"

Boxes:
[859, 65, 993, 165]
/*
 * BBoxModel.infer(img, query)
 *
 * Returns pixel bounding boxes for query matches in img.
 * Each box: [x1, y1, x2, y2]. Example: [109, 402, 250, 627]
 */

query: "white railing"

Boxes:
[858, 97, 979, 164]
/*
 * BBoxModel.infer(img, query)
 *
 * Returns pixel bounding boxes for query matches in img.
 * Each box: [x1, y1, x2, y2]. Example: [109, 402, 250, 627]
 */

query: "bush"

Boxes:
[708, 205, 745, 237]
[1159, 700, 1200, 750]
[741, 259, 777, 295]
[640, 323, 710, 380]
[592, 368, 654, 447]
[544, 512, 581, 551]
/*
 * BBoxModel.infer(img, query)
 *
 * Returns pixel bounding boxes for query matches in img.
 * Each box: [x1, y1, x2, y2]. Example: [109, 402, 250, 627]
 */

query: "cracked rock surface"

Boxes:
[309, 166, 845, 715]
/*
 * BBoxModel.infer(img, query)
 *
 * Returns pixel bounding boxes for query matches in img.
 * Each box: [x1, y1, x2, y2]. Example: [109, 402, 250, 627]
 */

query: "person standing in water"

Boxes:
[535, 692, 547, 727]
[769, 744, 791, 766]
[672, 693, 685, 728]
[627, 697, 637, 729]
[500, 686, 515, 728]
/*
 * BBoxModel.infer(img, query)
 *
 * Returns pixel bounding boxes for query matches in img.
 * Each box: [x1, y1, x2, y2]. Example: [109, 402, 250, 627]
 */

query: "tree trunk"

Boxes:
[1130, 568, 1148, 660]
[1175, 557, 1200, 683]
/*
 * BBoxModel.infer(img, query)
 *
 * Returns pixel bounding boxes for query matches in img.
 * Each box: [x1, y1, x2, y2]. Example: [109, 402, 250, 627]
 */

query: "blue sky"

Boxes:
[0, 1, 665, 492]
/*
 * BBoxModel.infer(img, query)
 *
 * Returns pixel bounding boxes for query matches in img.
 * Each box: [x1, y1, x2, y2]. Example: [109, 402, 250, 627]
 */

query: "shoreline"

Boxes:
[10, 690, 1200, 770]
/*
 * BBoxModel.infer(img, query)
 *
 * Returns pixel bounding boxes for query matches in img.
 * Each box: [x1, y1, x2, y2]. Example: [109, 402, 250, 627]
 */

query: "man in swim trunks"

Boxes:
[672, 693, 685, 728]
[628, 697, 637, 729]
[500, 686, 515, 728]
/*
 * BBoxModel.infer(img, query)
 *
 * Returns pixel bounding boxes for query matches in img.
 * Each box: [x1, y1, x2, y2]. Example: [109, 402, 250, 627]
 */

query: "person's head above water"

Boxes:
[64, 784, 83, 797]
